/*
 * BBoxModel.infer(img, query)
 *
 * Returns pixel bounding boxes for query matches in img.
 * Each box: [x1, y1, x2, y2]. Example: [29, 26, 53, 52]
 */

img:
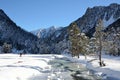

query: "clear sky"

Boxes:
[0, 0, 120, 31]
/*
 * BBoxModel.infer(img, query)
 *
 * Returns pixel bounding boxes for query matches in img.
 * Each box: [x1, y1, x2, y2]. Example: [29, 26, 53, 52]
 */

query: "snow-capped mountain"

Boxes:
[31, 26, 63, 38]
[33, 3, 120, 39]
[0, 9, 37, 53]
[0, 3, 120, 54]
[30, 3, 120, 54]
[34, 26, 68, 54]
[74, 3, 120, 37]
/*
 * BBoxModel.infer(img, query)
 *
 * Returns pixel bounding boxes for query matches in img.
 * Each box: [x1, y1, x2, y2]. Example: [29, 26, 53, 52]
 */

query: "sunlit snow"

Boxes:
[103, 14, 115, 28]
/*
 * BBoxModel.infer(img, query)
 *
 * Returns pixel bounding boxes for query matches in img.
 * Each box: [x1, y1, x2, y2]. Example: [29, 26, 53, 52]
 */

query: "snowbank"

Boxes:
[65, 54, 120, 80]
[0, 53, 120, 80]
[0, 54, 53, 80]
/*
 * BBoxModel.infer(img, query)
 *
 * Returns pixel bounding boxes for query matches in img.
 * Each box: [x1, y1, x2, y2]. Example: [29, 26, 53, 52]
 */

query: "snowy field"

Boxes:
[0, 54, 120, 80]
[0, 54, 58, 80]
[65, 54, 120, 80]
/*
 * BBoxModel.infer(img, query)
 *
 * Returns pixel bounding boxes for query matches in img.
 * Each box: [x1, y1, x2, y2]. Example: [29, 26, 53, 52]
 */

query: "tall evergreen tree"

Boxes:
[94, 19, 105, 67]
[68, 22, 81, 58]
[78, 33, 89, 59]
[88, 37, 98, 55]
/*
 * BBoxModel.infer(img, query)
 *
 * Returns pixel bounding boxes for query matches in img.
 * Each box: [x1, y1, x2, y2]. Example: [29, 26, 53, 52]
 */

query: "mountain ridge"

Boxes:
[74, 3, 120, 36]
[0, 3, 120, 54]
[30, 3, 120, 54]
[0, 9, 38, 53]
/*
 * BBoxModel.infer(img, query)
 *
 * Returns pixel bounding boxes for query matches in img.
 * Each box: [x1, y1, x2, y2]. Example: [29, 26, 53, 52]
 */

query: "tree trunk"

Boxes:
[78, 54, 79, 58]
[99, 54, 102, 66]
[84, 54, 87, 60]
[99, 32, 102, 67]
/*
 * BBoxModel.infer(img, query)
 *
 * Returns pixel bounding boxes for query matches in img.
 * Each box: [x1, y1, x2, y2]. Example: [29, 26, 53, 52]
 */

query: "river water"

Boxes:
[29, 55, 102, 80]
[47, 56, 102, 80]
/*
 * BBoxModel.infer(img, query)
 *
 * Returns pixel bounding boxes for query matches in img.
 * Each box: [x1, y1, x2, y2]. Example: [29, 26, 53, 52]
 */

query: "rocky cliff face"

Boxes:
[75, 3, 120, 37]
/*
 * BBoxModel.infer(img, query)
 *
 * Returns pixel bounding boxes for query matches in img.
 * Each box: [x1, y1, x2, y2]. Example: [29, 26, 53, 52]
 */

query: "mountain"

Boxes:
[33, 3, 120, 39]
[106, 18, 120, 31]
[102, 18, 120, 56]
[34, 26, 68, 54]
[0, 3, 120, 54]
[74, 3, 120, 37]
[104, 18, 120, 44]
[31, 26, 63, 38]
[0, 9, 37, 53]
[31, 3, 120, 54]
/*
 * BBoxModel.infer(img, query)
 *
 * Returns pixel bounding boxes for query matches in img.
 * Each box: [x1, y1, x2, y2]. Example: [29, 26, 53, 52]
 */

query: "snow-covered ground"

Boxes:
[0, 54, 120, 80]
[0, 54, 59, 80]
[65, 54, 120, 80]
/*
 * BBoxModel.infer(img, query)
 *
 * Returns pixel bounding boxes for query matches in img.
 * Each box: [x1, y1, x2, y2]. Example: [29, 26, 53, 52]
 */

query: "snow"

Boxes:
[81, 33, 85, 36]
[55, 31, 61, 38]
[31, 26, 63, 38]
[103, 14, 115, 28]
[65, 54, 120, 80]
[0, 54, 56, 80]
[0, 54, 120, 80]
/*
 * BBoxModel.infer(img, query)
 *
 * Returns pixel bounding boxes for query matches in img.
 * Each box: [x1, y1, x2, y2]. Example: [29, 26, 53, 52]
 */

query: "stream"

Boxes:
[47, 56, 102, 80]
[29, 55, 102, 80]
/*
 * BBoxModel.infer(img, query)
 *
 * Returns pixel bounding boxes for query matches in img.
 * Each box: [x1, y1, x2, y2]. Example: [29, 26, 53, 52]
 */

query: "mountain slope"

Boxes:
[33, 3, 120, 39]
[0, 9, 37, 53]
[31, 3, 120, 54]
[31, 26, 63, 39]
[74, 3, 120, 37]
[0, 3, 120, 54]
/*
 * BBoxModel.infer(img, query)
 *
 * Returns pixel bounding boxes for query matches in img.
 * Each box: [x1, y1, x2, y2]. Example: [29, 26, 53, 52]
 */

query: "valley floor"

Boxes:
[0, 53, 120, 80]
[65, 54, 120, 80]
[0, 54, 53, 80]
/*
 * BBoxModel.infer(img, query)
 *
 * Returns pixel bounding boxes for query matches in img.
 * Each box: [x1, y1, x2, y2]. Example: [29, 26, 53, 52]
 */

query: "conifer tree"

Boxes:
[88, 37, 98, 55]
[68, 22, 81, 58]
[2, 43, 12, 53]
[78, 33, 89, 59]
[94, 19, 105, 67]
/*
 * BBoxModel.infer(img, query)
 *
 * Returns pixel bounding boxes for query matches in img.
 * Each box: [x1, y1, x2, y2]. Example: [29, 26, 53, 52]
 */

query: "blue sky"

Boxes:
[0, 0, 120, 31]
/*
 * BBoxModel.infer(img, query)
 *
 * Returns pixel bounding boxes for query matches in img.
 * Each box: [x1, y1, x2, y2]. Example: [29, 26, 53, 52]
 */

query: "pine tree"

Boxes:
[2, 43, 12, 53]
[68, 22, 81, 58]
[94, 19, 105, 67]
[78, 33, 89, 59]
[88, 37, 98, 55]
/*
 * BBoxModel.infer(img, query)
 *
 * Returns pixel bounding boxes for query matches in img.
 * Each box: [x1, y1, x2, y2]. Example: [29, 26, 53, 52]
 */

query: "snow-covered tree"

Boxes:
[103, 27, 120, 56]
[88, 37, 98, 55]
[2, 42, 12, 53]
[78, 33, 89, 59]
[68, 22, 81, 58]
[94, 19, 105, 67]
